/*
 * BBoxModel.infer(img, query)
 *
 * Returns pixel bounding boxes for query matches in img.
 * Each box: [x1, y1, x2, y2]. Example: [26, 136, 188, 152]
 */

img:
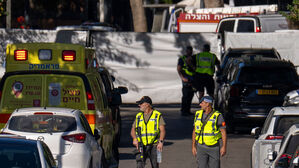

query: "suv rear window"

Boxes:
[275, 116, 299, 135]
[237, 20, 254, 32]
[238, 67, 296, 84]
[8, 115, 76, 133]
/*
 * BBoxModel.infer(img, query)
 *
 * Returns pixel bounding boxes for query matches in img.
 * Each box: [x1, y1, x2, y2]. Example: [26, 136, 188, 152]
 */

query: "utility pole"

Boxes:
[6, 0, 11, 29]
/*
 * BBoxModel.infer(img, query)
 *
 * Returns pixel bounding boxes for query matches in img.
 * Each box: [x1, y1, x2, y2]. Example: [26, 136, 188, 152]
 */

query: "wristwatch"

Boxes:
[159, 140, 164, 144]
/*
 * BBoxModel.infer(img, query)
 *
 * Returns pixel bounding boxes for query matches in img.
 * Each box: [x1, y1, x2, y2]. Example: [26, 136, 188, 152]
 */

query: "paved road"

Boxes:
[118, 105, 255, 168]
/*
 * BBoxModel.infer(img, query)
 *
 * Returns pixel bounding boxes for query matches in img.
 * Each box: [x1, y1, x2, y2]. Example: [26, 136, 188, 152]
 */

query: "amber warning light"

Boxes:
[14, 50, 28, 61]
[62, 50, 76, 61]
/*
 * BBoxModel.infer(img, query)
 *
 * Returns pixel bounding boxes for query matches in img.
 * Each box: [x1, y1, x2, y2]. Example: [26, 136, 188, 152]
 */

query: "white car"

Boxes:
[0, 135, 57, 168]
[1, 107, 103, 168]
[270, 124, 299, 168]
[251, 106, 299, 168]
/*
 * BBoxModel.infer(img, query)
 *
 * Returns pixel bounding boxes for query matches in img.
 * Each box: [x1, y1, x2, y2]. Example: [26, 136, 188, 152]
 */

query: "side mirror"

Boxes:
[251, 127, 261, 139]
[110, 86, 128, 106]
[116, 86, 128, 94]
[94, 129, 101, 141]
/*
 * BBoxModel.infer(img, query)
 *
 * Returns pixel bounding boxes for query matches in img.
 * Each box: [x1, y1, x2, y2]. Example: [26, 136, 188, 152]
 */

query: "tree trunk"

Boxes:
[129, 0, 147, 32]
[204, 0, 224, 8]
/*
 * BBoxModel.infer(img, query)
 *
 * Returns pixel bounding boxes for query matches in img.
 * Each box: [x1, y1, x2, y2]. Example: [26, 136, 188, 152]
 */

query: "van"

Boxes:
[216, 14, 289, 51]
[0, 43, 125, 165]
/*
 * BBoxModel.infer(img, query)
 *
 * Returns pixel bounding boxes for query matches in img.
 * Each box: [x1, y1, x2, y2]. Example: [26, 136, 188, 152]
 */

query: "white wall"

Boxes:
[0, 29, 298, 103]
[225, 31, 299, 67]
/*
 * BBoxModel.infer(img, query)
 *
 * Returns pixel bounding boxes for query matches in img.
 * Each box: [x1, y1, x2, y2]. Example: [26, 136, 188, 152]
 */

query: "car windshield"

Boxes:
[8, 115, 77, 133]
[0, 144, 41, 168]
[275, 116, 299, 135]
[238, 67, 296, 84]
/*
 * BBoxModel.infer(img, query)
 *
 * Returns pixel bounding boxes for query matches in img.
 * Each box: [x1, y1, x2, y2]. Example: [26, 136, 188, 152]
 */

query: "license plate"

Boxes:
[256, 89, 279, 95]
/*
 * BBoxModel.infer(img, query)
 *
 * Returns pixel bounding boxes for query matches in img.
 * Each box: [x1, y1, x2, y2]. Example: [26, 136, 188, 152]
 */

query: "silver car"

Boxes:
[251, 106, 299, 168]
[270, 124, 299, 168]
[1, 107, 103, 168]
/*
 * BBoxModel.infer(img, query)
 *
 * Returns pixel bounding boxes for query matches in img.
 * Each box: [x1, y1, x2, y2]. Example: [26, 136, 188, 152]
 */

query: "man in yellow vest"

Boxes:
[131, 96, 166, 168]
[177, 46, 196, 116]
[192, 96, 227, 168]
[193, 44, 220, 100]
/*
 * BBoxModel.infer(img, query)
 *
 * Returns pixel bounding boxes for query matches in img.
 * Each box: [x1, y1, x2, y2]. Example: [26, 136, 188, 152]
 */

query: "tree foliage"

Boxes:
[286, 0, 299, 22]
[0, 0, 6, 17]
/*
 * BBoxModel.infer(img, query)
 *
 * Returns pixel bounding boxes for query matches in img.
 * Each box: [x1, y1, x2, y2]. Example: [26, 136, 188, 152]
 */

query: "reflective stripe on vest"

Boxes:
[135, 110, 161, 145]
[194, 109, 222, 146]
[180, 55, 194, 76]
[195, 52, 216, 76]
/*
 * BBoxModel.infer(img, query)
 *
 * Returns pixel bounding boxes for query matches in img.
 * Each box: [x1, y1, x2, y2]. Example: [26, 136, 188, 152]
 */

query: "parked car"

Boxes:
[270, 124, 299, 168]
[216, 14, 289, 52]
[215, 57, 299, 132]
[1, 107, 103, 168]
[0, 135, 57, 168]
[251, 106, 299, 168]
[215, 48, 282, 99]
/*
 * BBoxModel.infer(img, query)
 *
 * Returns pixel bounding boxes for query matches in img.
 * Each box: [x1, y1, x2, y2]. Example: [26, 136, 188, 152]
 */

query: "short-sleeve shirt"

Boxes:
[132, 111, 166, 129]
[201, 112, 226, 129]
[178, 55, 196, 76]
[194, 111, 226, 129]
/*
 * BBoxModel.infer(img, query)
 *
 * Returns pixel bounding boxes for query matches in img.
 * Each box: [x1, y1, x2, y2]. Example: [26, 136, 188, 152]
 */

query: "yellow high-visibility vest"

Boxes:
[194, 109, 222, 146]
[135, 110, 161, 145]
[195, 52, 216, 76]
[180, 55, 195, 76]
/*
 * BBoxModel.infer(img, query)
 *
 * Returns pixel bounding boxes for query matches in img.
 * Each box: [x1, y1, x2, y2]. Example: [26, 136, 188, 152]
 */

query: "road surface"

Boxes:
[118, 105, 255, 168]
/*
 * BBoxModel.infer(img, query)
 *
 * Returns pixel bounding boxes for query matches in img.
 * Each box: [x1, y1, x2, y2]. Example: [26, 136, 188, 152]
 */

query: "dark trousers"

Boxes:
[181, 82, 194, 114]
[136, 145, 159, 168]
[193, 73, 215, 96]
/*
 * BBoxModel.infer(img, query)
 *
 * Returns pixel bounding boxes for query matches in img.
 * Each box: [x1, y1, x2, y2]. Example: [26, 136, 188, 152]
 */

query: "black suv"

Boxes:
[216, 57, 299, 132]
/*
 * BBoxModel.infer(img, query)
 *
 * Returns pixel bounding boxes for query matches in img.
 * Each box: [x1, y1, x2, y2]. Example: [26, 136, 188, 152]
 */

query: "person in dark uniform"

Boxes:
[177, 46, 196, 116]
[193, 44, 220, 100]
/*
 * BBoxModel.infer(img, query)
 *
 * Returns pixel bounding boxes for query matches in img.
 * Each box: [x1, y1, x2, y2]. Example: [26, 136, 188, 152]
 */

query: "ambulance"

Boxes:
[0, 42, 123, 165]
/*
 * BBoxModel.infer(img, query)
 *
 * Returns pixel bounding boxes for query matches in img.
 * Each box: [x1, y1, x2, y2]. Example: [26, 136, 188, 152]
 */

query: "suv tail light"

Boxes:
[256, 26, 261, 32]
[86, 92, 95, 110]
[62, 133, 86, 143]
[265, 135, 284, 140]
[230, 86, 240, 97]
